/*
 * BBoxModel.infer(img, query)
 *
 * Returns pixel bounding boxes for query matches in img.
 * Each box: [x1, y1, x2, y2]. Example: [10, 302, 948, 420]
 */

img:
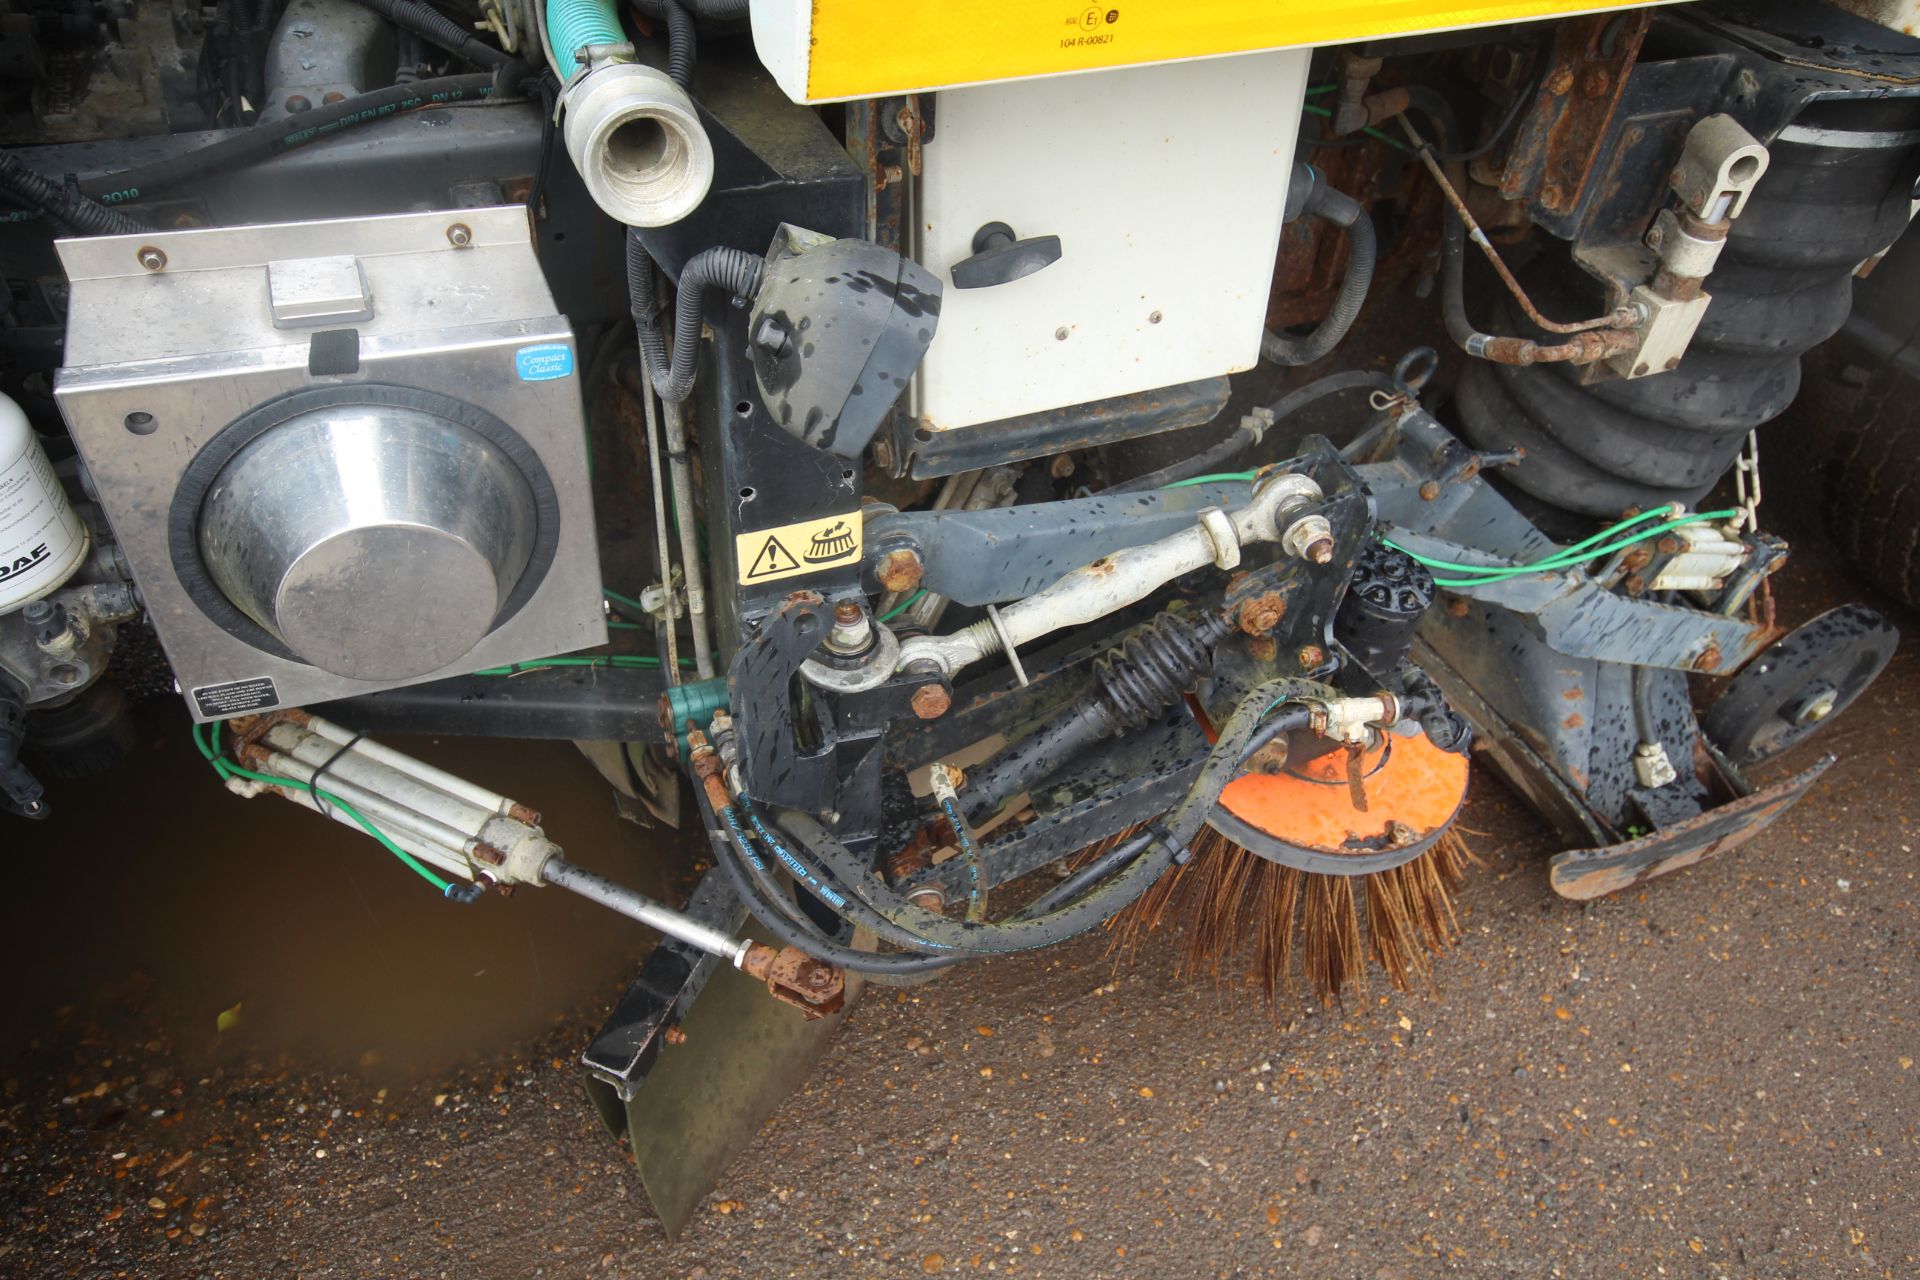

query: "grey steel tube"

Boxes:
[541, 857, 749, 964]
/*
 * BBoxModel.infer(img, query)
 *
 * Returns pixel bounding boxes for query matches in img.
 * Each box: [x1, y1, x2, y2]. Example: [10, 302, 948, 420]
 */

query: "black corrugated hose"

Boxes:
[625, 230, 766, 402]
[661, 0, 696, 88]
[1262, 170, 1377, 367]
[0, 153, 146, 235]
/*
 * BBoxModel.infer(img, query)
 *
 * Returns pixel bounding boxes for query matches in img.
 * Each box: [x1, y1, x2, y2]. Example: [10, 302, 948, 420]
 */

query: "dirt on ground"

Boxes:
[2, 545, 1917, 1280]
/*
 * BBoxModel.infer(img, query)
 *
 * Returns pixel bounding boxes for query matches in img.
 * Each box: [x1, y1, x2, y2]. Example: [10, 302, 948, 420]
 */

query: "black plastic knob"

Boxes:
[950, 221, 1062, 290]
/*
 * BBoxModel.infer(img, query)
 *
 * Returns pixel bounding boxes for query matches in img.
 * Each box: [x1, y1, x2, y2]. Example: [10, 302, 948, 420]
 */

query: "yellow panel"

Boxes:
[805, 0, 1671, 100]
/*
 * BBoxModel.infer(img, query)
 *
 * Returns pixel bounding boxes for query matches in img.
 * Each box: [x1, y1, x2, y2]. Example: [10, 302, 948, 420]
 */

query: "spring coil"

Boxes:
[1093, 610, 1232, 732]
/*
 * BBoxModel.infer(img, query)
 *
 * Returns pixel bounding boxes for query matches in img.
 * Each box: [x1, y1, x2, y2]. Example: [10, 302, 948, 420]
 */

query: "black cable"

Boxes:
[1416, 74, 1540, 165]
[630, 0, 748, 18]
[306, 733, 365, 819]
[661, 0, 696, 89]
[0, 154, 147, 235]
[344, 0, 520, 69]
[525, 70, 561, 218]
[76, 73, 513, 205]
[1104, 368, 1406, 493]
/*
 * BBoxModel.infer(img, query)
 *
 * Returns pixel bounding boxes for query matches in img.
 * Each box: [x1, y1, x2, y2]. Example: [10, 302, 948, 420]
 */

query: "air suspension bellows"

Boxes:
[1457, 97, 1920, 519]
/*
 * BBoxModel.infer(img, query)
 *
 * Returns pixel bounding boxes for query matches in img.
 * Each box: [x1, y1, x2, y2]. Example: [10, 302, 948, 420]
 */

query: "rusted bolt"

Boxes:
[1545, 65, 1575, 95]
[136, 245, 167, 272]
[1541, 184, 1566, 210]
[1446, 597, 1470, 618]
[1664, 357, 1681, 371]
[1419, 480, 1441, 501]
[872, 437, 895, 470]
[1049, 453, 1076, 480]
[1248, 635, 1278, 663]
[910, 683, 951, 720]
[285, 94, 311, 113]
[876, 547, 923, 593]
[1281, 513, 1335, 564]
[322, 91, 346, 105]
[1656, 535, 1682, 555]
[664, 1026, 688, 1046]
[833, 600, 863, 626]
[1633, 362, 1650, 377]
[1693, 641, 1722, 673]
[1581, 68, 1610, 97]
[1623, 574, 1645, 596]
[471, 843, 506, 867]
[1297, 645, 1326, 669]
[446, 223, 473, 248]
[1237, 593, 1287, 636]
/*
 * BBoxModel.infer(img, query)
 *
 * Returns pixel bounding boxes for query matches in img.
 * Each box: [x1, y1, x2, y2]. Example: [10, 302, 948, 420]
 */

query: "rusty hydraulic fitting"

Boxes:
[687, 727, 734, 812]
[877, 547, 924, 593]
[740, 943, 846, 1019]
[1332, 53, 1383, 136]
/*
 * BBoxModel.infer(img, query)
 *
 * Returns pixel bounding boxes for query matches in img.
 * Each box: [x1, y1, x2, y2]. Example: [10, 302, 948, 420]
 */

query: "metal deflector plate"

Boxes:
[603, 954, 859, 1239]
[1549, 756, 1833, 901]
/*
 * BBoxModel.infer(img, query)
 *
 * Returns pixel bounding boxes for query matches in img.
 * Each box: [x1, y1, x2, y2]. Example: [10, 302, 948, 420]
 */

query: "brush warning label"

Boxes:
[737, 513, 862, 585]
[192, 676, 281, 719]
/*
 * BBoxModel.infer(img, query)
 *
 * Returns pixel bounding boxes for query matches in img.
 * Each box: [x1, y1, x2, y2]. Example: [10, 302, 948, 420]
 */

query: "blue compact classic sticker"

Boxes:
[515, 343, 574, 381]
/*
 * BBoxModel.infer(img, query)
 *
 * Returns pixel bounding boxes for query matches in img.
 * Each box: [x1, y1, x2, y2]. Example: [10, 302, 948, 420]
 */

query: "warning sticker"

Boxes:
[735, 512, 863, 585]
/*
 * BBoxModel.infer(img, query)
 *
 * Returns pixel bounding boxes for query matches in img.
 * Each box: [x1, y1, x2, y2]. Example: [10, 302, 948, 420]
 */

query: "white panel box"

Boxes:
[910, 50, 1308, 435]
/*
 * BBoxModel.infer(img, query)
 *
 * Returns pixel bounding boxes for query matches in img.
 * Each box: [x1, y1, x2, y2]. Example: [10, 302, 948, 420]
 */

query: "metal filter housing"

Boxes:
[51, 207, 606, 720]
[196, 403, 539, 680]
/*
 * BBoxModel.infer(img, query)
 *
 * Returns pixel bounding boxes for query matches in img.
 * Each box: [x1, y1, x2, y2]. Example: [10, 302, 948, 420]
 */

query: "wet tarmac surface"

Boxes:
[2, 547, 1916, 1279]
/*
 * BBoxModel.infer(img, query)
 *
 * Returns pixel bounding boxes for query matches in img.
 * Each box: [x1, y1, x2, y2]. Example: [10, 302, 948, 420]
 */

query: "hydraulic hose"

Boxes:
[0, 153, 147, 235]
[630, 0, 747, 17]
[700, 784, 961, 975]
[346, 0, 520, 69]
[73, 74, 510, 205]
[1262, 171, 1377, 368]
[626, 232, 765, 402]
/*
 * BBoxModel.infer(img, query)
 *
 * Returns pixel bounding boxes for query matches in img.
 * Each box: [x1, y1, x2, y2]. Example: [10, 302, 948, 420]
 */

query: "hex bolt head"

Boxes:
[135, 245, 167, 272]
[1297, 645, 1327, 669]
[876, 548, 924, 593]
[446, 223, 473, 248]
[910, 683, 951, 720]
[752, 314, 791, 356]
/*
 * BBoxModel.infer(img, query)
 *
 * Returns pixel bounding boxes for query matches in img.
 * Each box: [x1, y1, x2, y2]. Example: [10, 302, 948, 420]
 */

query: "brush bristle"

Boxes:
[1102, 825, 1473, 1007]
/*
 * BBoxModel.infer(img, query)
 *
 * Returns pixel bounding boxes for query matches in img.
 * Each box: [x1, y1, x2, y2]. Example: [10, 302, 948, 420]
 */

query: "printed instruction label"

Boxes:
[735, 512, 862, 585]
[192, 676, 281, 720]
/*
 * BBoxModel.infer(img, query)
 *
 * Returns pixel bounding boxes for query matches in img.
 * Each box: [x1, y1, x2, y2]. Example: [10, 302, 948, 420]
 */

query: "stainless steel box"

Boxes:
[53, 206, 606, 720]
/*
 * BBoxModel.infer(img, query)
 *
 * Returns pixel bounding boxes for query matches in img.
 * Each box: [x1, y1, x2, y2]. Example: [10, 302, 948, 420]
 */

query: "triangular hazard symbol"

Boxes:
[747, 534, 798, 579]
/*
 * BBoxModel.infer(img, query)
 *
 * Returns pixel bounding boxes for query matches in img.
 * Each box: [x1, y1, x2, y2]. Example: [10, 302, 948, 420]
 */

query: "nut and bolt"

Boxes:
[1049, 453, 1076, 480]
[876, 547, 924, 593]
[285, 94, 311, 113]
[1237, 594, 1286, 636]
[135, 246, 167, 272]
[910, 683, 952, 720]
[1656, 535, 1683, 555]
[446, 223, 473, 248]
[1796, 691, 1838, 724]
[908, 888, 948, 913]
[664, 1026, 688, 1046]
[826, 600, 872, 653]
[1297, 645, 1327, 669]
[752, 314, 791, 356]
[1280, 514, 1336, 564]
[1418, 480, 1442, 501]
[1545, 65, 1576, 95]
